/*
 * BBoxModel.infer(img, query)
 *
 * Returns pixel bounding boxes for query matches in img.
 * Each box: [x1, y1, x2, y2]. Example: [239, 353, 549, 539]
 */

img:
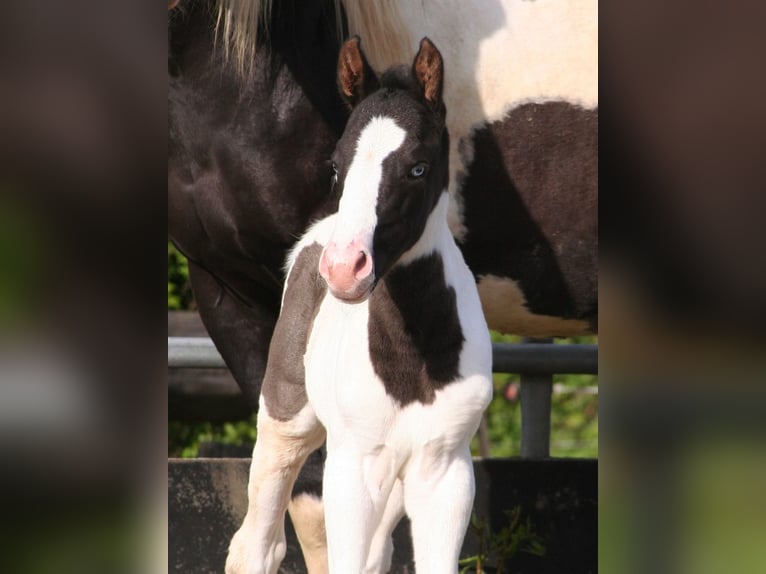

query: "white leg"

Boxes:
[404, 445, 476, 573]
[364, 478, 405, 574]
[226, 405, 325, 574]
[323, 445, 397, 573]
[288, 493, 328, 574]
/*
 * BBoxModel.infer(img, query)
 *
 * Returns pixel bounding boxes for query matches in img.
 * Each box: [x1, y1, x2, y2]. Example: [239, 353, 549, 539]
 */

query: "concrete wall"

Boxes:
[169, 457, 596, 573]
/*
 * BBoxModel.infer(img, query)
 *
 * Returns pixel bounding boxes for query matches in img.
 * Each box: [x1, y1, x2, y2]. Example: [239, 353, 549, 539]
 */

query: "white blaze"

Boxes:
[331, 116, 407, 248]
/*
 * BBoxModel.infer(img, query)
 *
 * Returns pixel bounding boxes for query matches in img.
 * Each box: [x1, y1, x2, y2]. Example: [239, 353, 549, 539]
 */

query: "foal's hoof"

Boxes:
[223, 529, 249, 574]
[225, 522, 285, 574]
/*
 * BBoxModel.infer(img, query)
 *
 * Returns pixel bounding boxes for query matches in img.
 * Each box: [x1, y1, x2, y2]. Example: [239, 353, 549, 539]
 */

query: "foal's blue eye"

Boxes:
[410, 163, 427, 178]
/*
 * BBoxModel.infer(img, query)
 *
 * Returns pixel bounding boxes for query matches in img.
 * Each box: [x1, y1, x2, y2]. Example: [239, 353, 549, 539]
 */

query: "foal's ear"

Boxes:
[412, 37, 444, 114]
[338, 36, 379, 109]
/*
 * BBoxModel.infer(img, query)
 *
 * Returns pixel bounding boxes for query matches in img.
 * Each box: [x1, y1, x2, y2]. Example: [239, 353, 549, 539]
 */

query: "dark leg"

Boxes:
[188, 260, 277, 408]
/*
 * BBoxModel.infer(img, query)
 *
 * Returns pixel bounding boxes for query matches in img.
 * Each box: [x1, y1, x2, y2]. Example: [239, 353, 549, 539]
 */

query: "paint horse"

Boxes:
[226, 38, 493, 573]
[169, 0, 597, 413]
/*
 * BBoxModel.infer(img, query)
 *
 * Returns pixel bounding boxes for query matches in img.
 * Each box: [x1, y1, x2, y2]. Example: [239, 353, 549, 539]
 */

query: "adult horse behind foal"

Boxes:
[168, 0, 597, 412]
[227, 36, 493, 574]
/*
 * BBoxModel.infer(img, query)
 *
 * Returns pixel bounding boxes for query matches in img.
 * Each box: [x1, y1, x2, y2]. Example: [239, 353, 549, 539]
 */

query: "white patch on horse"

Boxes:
[329, 116, 406, 249]
[345, 0, 598, 239]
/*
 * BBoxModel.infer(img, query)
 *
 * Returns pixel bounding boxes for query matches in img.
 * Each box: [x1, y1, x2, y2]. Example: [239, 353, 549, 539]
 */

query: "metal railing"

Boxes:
[168, 336, 597, 458]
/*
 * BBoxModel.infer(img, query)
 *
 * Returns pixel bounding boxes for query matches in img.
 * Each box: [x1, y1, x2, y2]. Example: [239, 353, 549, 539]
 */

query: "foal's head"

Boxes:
[318, 37, 449, 302]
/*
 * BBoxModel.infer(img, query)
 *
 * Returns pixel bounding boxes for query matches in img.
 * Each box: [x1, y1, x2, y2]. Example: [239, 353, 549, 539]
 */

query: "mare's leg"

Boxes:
[188, 260, 277, 409]
[226, 402, 325, 574]
[404, 442, 476, 573]
[323, 445, 398, 573]
[364, 478, 405, 574]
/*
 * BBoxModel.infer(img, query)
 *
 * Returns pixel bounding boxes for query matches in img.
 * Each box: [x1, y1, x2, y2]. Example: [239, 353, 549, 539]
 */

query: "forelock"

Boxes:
[346, 88, 431, 140]
[379, 65, 418, 93]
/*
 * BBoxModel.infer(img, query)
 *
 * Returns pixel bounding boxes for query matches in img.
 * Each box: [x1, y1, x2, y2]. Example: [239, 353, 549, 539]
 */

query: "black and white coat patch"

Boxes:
[227, 38, 493, 574]
[296, 121, 491, 574]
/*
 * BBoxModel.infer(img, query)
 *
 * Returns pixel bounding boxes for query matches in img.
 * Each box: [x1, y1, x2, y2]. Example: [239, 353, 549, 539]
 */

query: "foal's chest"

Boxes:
[304, 295, 392, 434]
[303, 252, 472, 445]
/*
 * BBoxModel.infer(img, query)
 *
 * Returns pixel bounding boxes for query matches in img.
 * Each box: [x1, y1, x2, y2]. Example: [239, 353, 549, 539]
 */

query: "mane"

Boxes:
[342, 1, 411, 71]
[215, 0, 410, 80]
[215, 0, 276, 79]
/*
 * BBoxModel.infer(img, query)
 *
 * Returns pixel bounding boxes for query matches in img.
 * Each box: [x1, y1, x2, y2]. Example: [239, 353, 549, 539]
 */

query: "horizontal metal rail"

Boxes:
[169, 337, 227, 369]
[168, 337, 598, 375]
[168, 336, 598, 458]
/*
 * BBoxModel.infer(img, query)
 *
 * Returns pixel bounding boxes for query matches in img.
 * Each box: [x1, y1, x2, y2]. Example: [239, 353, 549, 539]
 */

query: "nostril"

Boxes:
[353, 251, 367, 275]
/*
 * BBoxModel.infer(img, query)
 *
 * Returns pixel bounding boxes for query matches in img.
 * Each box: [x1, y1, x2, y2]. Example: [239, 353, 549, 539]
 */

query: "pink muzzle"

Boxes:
[318, 239, 374, 301]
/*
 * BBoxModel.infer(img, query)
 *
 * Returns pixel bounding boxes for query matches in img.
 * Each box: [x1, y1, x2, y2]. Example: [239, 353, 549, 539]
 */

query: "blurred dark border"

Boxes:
[0, 2, 166, 572]
[601, 2, 766, 572]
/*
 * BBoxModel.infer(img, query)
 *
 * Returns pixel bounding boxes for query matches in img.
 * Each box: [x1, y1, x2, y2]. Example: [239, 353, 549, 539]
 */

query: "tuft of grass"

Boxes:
[459, 507, 545, 573]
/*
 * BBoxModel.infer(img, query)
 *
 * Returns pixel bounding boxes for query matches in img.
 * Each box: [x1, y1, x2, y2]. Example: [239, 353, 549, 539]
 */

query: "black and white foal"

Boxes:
[227, 37, 492, 574]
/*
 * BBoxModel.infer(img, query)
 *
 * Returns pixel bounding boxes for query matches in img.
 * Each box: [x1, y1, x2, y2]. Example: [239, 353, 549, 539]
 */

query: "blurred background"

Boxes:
[0, 2, 166, 573]
[600, 1, 766, 572]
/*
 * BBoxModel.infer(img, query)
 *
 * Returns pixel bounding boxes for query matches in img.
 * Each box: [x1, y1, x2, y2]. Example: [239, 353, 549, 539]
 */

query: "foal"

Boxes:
[227, 37, 492, 573]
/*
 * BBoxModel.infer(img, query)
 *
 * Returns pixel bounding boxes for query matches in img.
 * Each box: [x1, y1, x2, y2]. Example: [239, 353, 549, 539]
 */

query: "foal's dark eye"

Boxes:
[409, 163, 428, 178]
[330, 161, 339, 187]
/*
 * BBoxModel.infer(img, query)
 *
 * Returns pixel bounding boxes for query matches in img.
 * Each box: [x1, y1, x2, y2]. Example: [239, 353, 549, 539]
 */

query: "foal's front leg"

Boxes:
[226, 401, 325, 574]
[404, 442, 476, 573]
[365, 478, 405, 574]
[323, 444, 398, 573]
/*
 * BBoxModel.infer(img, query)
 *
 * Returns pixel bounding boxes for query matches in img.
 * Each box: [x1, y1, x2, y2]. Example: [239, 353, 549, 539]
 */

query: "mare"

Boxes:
[168, 0, 597, 569]
[227, 36, 493, 574]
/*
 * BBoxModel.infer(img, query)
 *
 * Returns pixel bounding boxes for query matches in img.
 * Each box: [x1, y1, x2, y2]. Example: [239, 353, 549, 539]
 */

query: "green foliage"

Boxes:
[550, 371, 599, 458]
[471, 332, 598, 458]
[168, 241, 194, 310]
[459, 507, 545, 573]
[0, 197, 46, 329]
[168, 415, 257, 458]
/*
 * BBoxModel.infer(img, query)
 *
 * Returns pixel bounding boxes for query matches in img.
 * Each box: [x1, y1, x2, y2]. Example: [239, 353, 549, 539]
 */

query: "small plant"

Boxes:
[168, 241, 194, 310]
[168, 416, 258, 458]
[458, 507, 545, 574]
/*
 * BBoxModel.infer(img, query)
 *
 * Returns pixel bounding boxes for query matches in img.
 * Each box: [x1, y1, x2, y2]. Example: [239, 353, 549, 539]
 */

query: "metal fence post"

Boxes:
[520, 337, 553, 458]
